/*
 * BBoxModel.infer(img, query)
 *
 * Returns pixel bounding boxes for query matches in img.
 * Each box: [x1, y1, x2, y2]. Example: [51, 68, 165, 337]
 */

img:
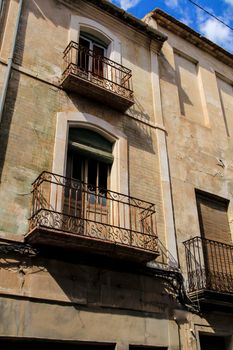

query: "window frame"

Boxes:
[52, 112, 129, 198]
[69, 16, 122, 65]
[78, 35, 107, 78]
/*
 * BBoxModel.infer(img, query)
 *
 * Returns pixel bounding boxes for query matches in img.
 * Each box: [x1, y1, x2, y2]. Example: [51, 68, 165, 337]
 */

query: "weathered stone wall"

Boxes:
[0, 2, 172, 347]
[178, 311, 233, 350]
[3, 1, 233, 349]
[0, 253, 176, 312]
[0, 297, 171, 349]
[0, 251, 182, 349]
[154, 21, 233, 350]
[157, 25, 233, 277]
[0, 0, 165, 242]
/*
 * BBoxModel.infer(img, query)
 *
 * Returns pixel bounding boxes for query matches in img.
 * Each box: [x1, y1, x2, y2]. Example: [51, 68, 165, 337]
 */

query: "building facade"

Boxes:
[146, 9, 233, 350]
[0, 1, 232, 349]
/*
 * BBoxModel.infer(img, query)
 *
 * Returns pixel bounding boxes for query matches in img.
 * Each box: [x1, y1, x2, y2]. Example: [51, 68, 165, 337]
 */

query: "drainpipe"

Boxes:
[0, 0, 4, 17]
[0, 0, 3, 15]
[0, 0, 5, 37]
[0, 0, 23, 124]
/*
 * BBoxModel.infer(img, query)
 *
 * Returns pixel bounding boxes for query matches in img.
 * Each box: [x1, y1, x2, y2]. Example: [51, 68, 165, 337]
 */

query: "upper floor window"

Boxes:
[78, 31, 108, 78]
[80, 31, 108, 52]
[61, 16, 134, 111]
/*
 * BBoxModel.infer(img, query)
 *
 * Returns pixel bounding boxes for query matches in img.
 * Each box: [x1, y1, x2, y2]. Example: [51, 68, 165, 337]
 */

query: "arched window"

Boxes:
[52, 112, 128, 195]
[64, 128, 114, 218]
[69, 16, 121, 64]
[66, 128, 114, 187]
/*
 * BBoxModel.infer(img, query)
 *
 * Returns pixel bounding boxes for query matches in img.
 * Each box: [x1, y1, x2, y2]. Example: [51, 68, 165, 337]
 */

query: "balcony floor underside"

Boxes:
[188, 289, 233, 308]
[25, 226, 159, 263]
[61, 73, 134, 112]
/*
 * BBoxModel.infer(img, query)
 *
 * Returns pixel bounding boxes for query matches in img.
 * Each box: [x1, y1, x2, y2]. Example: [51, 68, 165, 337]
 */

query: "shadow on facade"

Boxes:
[158, 52, 193, 108]
[0, 249, 180, 319]
[0, 1, 29, 183]
[66, 91, 155, 155]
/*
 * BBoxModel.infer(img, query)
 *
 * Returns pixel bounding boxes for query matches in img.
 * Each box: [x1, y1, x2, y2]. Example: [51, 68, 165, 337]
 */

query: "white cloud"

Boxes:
[114, 0, 141, 10]
[224, 0, 233, 5]
[199, 17, 233, 52]
[201, 19, 230, 42]
[179, 16, 192, 26]
[176, 4, 193, 26]
[164, 0, 179, 8]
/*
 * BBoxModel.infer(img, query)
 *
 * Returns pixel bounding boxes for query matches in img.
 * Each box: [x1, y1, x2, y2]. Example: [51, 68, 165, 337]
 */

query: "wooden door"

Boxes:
[92, 44, 105, 78]
[78, 37, 90, 73]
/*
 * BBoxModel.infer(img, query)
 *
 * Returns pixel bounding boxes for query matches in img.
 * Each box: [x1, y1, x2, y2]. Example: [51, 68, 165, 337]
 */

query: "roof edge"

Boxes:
[151, 9, 233, 68]
[85, 0, 167, 44]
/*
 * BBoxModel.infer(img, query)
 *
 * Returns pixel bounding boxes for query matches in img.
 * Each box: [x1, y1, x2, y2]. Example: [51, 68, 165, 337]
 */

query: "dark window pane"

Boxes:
[98, 162, 109, 206]
[88, 159, 97, 187]
[78, 37, 90, 72]
[99, 162, 108, 190]
[88, 160, 97, 205]
[72, 154, 83, 181]
[92, 45, 104, 77]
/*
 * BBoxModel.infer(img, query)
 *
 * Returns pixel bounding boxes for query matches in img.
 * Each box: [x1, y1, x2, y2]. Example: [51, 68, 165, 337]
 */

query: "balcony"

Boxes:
[25, 172, 159, 263]
[60, 41, 134, 112]
[184, 236, 233, 306]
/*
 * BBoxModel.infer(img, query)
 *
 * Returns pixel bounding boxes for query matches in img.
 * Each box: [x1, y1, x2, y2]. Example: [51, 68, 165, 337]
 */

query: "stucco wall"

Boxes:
[0, 251, 182, 349]
[0, 0, 165, 244]
[157, 25, 233, 277]
[0, 297, 171, 349]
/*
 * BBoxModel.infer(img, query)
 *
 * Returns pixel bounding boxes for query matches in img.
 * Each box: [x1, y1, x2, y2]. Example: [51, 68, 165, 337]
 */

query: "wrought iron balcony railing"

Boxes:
[60, 41, 134, 111]
[184, 236, 233, 295]
[27, 172, 159, 262]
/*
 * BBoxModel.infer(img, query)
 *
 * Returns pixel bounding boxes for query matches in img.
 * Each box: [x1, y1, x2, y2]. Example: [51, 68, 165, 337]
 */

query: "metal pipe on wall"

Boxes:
[0, 0, 23, 124]
[0, 0, 5, 39]
[0, 0, 3, 16]
[0, 0, 4, 17]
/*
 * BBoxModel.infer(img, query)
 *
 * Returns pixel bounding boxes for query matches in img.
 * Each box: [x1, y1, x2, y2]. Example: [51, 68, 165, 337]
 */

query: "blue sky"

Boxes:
[110, 0, 233, 53]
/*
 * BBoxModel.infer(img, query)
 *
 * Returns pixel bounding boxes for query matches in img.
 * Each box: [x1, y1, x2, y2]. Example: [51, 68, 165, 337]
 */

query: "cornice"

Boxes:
[61, 0, 167, 50]
[151, 9, 233, 69]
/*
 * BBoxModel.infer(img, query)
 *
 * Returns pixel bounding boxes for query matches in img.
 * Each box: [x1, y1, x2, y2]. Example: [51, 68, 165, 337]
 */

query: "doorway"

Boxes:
[64, 127, 113, 226]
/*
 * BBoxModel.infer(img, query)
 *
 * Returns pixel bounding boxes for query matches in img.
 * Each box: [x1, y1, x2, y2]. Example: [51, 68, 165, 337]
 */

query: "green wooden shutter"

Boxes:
[68, 128, 114, 164]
